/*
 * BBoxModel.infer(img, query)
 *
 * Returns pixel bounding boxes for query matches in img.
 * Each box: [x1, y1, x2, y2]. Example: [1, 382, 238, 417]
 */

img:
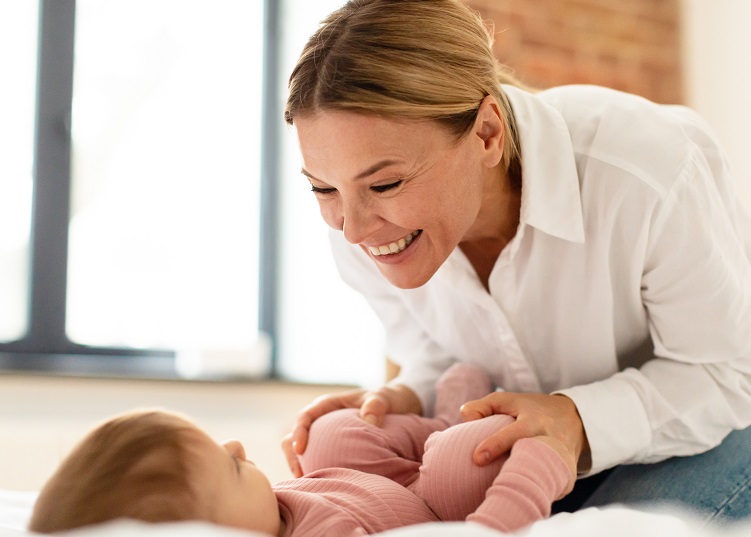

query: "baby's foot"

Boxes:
[434, 363, 494, 426]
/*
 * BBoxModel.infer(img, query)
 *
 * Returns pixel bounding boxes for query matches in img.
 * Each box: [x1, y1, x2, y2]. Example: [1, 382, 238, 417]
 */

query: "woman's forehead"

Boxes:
[295, 111, 452, 175]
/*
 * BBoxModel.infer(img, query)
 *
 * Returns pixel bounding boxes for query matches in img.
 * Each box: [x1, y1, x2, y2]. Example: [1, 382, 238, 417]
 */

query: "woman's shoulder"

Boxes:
[536, 84, 703, 144]
[537, 84, 674, 115]
[535, 84, 723, 196]
[539, 85, 722, 147]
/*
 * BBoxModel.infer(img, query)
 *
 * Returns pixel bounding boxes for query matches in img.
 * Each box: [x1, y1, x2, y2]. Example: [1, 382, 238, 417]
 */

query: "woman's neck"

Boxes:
[459, 166, 522, 290]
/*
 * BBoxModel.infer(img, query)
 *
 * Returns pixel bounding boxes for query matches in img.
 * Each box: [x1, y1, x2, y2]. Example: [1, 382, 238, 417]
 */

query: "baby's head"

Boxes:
[29, 409, 281, 536]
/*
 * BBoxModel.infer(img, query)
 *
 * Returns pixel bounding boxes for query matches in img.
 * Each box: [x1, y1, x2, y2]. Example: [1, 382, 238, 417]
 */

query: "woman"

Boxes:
[282, 0, 751, 520]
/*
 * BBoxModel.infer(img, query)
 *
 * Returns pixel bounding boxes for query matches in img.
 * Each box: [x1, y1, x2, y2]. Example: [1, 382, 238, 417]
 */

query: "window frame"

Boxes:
[0, 0, 281, 379]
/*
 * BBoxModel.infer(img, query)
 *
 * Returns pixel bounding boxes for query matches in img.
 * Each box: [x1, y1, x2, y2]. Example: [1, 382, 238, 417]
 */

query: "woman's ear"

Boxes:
[473, 95, 504, 168]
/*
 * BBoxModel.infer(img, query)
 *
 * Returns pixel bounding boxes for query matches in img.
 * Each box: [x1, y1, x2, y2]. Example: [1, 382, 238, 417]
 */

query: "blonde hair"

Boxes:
[29, 410, 207, 533]
[285, 0, 523, 175]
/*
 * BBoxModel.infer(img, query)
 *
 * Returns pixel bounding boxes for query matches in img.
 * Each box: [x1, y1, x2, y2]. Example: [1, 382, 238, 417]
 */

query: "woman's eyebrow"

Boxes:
[301, 159, 402, 183]
[352, 159, 402, 180]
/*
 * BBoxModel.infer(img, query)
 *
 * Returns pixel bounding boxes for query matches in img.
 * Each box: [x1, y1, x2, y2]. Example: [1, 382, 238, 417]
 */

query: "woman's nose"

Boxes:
[341, 199, 379, 245]
[222, 439, 247, 461]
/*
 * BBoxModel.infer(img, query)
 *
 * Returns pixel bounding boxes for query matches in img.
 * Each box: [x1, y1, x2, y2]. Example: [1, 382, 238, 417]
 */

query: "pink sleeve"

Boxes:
[466, 438, 571, 533]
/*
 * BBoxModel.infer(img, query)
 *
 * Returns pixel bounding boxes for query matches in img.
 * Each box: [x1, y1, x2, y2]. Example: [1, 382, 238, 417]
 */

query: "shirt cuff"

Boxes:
[555, 371, 652, 475]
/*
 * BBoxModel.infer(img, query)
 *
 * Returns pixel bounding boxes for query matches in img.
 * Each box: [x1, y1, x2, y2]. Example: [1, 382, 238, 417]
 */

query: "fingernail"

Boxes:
[481, 451, 491, 463]
[363, 414, 377, 425]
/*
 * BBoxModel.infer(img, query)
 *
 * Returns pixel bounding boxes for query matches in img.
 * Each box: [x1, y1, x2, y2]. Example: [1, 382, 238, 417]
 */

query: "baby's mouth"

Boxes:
[368, 230, 421, 256]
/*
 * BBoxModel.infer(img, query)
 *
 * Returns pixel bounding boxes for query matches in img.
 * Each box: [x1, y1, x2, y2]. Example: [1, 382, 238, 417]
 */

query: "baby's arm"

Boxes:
[466, 437, 574, 533]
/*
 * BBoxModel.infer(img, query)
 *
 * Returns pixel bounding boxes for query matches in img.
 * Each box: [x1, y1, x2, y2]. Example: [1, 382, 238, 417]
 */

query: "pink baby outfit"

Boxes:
[274, 409, 570, 537]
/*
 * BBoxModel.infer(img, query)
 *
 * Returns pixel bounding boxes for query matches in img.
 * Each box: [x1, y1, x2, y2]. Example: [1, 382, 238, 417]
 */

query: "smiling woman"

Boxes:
[280, 0, 751, 523]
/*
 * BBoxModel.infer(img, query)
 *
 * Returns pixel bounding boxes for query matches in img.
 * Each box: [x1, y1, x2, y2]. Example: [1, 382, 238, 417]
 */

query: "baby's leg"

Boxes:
[299, 408, 448, 487]
[433, 363, 494, 426]
[409, 414, 515, 521]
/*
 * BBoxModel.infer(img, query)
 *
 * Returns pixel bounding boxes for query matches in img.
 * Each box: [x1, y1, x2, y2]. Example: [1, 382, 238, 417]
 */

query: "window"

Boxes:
[0, 0, 268, 378]
[0, 0, 385, 388]
[67, 1, 263, 361]
[0, 0, 37, 343]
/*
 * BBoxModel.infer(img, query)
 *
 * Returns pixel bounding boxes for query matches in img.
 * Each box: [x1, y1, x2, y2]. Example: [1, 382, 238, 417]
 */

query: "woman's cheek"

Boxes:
[318, 200, 344, 230]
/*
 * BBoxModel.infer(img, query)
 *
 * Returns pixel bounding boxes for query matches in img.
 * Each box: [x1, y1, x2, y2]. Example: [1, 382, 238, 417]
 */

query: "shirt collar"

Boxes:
[504, 85, 585, 243]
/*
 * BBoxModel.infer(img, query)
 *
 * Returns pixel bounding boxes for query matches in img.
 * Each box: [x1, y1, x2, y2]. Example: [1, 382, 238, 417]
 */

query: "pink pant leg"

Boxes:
[299, 408, 449, 487]
[409, 415, 515, 521]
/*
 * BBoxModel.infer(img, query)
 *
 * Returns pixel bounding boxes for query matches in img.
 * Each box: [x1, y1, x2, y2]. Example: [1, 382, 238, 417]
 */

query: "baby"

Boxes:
[29, 364, 574, 536]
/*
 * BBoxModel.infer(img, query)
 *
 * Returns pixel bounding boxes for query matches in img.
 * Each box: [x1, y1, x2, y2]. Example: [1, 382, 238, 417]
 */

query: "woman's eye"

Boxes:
[310, 185, 337, 195]
[371, 180, 402, 193]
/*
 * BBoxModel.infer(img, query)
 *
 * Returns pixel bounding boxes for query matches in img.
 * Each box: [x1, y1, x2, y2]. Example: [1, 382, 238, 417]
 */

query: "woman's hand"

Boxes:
[460, 392, 591, 473]
[282, 384, 422, 477]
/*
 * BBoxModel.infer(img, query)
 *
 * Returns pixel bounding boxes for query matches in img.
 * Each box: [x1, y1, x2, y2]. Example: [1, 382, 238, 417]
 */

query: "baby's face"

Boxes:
[187, 427, 280, 536]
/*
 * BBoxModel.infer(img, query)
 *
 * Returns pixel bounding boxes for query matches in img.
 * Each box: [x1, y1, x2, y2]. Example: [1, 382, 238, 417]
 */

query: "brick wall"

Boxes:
[465, 0, 683, 104]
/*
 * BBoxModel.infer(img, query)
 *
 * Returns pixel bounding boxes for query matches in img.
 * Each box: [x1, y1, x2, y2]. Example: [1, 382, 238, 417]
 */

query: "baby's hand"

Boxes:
[529, 435, 577, 496]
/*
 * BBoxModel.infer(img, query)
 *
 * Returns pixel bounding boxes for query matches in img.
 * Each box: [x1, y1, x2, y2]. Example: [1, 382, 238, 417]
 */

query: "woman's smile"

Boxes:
[367, 230, 422, 257]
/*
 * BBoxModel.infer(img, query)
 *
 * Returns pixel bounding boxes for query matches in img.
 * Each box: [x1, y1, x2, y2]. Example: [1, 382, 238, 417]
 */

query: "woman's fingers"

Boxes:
[359, 384, 423, 425]
[291, 419, 313, 454]
[460, 391, 517, 421]
[360, 392, 390, 426]
[293, 394, 348, 446]
[282, 389, 367, 475]
[460, 391, 589, 470]
[472, 420, 527, 465]
[281, 431, 304, 478]
[282, 416, 315, 477]
[282, 384, 423, 476]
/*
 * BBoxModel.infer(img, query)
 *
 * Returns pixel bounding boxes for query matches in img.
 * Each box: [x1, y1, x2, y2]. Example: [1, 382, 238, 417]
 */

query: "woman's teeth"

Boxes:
[369, 231, 420, 256]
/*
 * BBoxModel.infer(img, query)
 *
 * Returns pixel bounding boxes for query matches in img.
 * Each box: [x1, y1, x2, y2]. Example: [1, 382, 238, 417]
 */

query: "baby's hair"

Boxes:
[29, 410, 208, 533]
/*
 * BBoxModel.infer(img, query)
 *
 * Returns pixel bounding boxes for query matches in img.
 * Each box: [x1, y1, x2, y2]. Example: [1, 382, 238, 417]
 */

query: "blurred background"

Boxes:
[2, 0, 748, 389]
[0, 0, 749, 490]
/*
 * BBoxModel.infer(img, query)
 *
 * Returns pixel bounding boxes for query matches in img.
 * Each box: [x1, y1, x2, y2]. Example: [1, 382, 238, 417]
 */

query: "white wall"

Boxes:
[682, 0, 751, 213]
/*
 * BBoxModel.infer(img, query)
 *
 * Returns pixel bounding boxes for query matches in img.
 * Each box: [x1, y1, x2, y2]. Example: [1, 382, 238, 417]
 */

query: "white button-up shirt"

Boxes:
[329, 84, 751, 475]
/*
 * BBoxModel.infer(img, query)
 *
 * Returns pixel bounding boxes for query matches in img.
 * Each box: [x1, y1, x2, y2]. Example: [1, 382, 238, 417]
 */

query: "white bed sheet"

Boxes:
[2, 489, 749, 537]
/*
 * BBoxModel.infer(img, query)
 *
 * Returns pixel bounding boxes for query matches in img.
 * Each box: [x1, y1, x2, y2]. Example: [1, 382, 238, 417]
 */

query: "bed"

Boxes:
[2, 489, 748, 537]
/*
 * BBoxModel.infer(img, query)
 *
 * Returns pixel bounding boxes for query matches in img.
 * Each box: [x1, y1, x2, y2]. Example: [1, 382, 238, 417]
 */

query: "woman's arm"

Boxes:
[560, 140, 751, 474]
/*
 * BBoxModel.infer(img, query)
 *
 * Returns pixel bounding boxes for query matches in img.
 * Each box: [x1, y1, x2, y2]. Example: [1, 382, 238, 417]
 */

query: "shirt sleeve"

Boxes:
[466, 438, 572, 533]
[558, 139, 751, 474]
[329, 230, 456, 414]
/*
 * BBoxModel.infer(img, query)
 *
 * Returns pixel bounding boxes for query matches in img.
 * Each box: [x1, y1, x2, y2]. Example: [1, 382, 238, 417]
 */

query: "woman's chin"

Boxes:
[377, 264, 436, 290]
